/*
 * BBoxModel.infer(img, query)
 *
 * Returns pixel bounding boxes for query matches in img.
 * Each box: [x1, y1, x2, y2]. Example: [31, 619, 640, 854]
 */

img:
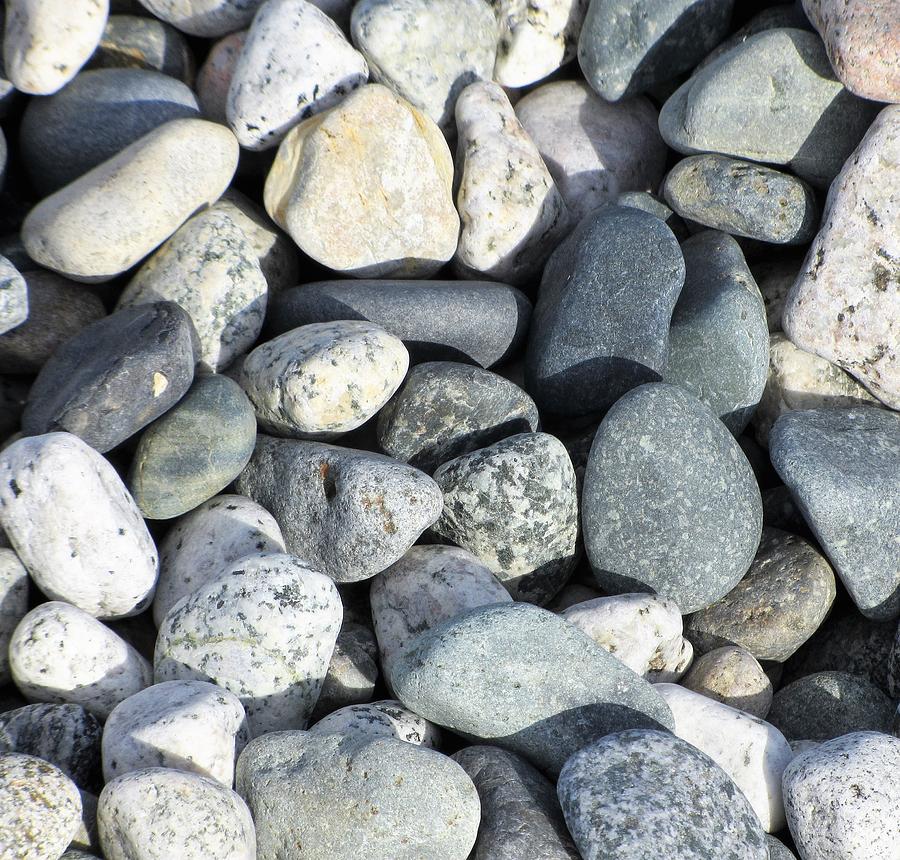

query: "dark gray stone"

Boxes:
[128, 373, 256, 520]
[685, 527, 836, 662]
[267, 279, 532, 368]
[390, 602, 675, 776]
[0, 377, 26, 441]
[765, 835, 798, 860]
[22, 302, 199, 453]
[86, 15, 195, 83]
[583, 383, 763, 613]
[578, 0, 735, 101]
[452, 745, 580, 860]
[0, 256, 26, 337]
[664, 230, 769, 434]
[0, 127, 5, 190]
[557, 729, 768, 860]
[615, 190, 688, 240]
[769, 407, 900, 620]
[525, 205, 685, 417]
[20, 69, 200, 196]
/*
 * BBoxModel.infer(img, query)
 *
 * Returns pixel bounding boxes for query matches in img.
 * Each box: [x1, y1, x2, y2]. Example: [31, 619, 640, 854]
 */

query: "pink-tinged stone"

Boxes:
[195, 30, 246, 125]
[782, 104, 900, 409]
[802, 0, 900, 103]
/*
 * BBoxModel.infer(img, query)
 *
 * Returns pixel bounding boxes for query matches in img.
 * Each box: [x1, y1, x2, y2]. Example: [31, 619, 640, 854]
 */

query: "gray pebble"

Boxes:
[310, 699, 440, 747]
[615, 190, 688, 240]
[137, 0, 265, 37]
[766, 835, 798, 860]
[309, 621, 379, 721]
[0, 256, 26, 336]
[0, 549, 28, 684]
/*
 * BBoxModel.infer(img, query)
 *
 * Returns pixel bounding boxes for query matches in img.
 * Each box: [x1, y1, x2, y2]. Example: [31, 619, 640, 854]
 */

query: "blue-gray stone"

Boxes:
[615, 190, 688, 240]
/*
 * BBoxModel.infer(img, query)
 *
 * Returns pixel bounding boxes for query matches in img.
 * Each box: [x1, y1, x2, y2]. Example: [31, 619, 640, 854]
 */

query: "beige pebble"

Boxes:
[681, 645, 774, 719]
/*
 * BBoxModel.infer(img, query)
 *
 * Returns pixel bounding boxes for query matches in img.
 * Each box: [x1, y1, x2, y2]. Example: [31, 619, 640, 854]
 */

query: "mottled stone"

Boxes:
[557, 730, 768, 860]
[0, 256, 26, 336]
[87, 14, 195, 82]
[309, 622, 379, 720]
[516, 81, 667, 221]
[236, 435, 443, 583]
[97, 768, 255, 860]
[770, 407, 900, 620]
[196, 30, 246, 124]
[9, 602, 152, 719]
[0, 550, 27, 684]
[783, 732, 900, 860]
[681, 645, 774, 718]
[136, 0, 265, 37]
[310, 699, 440, 747]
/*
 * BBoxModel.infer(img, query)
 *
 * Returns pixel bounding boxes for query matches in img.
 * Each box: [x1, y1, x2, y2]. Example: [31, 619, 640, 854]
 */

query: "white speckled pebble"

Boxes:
[136, 0, 264, 38]
[0, 433, 158, 619]
[657, 682, 794, 832]
[0, 255, 27, 336]
[310, 699, 441, 747]
[240, 321, 409, 438]
[9, 602, 152, 720]
[0, 549, 28, 685]
[98, 767, 256, 860]
[102, 680, 250, 786]
[155, 553, 342, 734]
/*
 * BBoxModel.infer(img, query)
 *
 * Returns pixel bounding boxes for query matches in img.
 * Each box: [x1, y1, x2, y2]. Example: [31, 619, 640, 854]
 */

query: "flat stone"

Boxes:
[154, 553, 342, 734]
[97, 768, 256, 860]
[769, 407, 900, 620]
[685, 527, 836, 663]
[681, 645, 773, 718]
[264, 83, 458, 278]
[310, 699, 440, 747]
[783, 732, 900, 860]
[664, 230, 769, 435]
[751, 257, 803, 333]
[9, 602, 152, 719]
[228, 0, 367, 151]
[525, 206, 685, 416]
[583, 383, 763, 613]
[309, 622, 379, 720]
[22, 302, 199, 453]
[196, 30, 246, 124]
[782, 104, 900, 408]
[557, 729, 768, 860]
[658, 28, 879, 187]
[136, 0, 265, 37]
[236, 435, 443, 583]
[238, 734, 479, 859]
[452, 745, 580, 860]
[516, 81, 667, 222]
[390, 602, 674, 775]
[0, 549, 27, 684]
[0, 256, 26, 336]
[22, 118, 238, 282]
[578, 0, 734, 101]
[20, 68, 200, 196]
[267, 279, 531, 368]
[0, 433, 158, 619]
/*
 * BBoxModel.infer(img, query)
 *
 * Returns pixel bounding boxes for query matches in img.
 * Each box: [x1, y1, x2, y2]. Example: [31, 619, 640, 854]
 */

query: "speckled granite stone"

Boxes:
[310, 699, 440, 747]
[681, 645, 773, 718]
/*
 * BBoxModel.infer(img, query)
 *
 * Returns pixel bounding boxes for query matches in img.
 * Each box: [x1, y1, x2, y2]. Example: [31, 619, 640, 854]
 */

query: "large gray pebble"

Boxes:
[0, 548, 28, 684]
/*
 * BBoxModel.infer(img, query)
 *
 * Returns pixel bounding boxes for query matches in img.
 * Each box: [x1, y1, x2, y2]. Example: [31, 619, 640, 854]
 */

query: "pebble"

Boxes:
[783, 732, 900, 860]
[0, 256, 26, 336]
[616, 189, 688, 240]
[136, 0, 264, 37]
[782, 104, 900, 409]
[9, 602, 152, 719]
[228, 0, 367, 151]
[22, 118, 239, 282]
[196, 30, 246, 124]
[664, 230, 769, 435]
[117, 210, 266, 372]
[97, 768, 256, 860]
[583, 383, 763, 613]
[86, 14, 195, 82]
[310, 699, 440, 747]
[432, 432, 579, 604]
[0, 433, 158, 619]
[766, 835, 798, 860]
[236, 435, 443, 582]
[525, 206, 685, 416]
[685, 527, 836, 663]
[240, 321, 408, 438]
[152, 493, 285, 627]
[515, 81, 667, 221]
[264, 83, 458, 278]
[268, 278, 531, 368]
[452, 745, 580, 860]
[663, 155, 819, 245]
[351, 0, 495, 133]
[769, 407, 900, 621]
[236, 731, 480, 859]
[562, 594, 693, 682]
[2, 0, 107, 95]
[101, 680, 249, 786]
[578, 0, 734, 101]
[656, 682, 793, 831]
[557, 729, 768, 860]
[0, 752, 83, 860]
[20, 68, 201, 196]
[681, 645, 774, 718]
[22, 302, 199, 453]
[390, 602, 674, 775]
[310, 622, 379, 720]
[0, 549, 28, 684]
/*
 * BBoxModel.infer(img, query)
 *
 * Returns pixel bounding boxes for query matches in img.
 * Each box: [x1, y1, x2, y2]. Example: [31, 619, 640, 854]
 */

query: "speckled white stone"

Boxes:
[228, 0, 367, 151]
[136, 0, 264, 38]
[0, 433, 158, 619]
[22, 118, 238, 283]
[9, 602, 152, 720]
[2, 0, 108, 95]
[240, 321, 409, 438]
[657, 682, 793, 832]
[152, 494, 285, 627]
[0, 255, 27, 336]
[155, 553, 342, 734]
[681, 645, 773, 719]
[98, 768, 256, 860]
[453, 80, 568, 286]
[0, 549, 28, 685]
[310, 699, 441, 747]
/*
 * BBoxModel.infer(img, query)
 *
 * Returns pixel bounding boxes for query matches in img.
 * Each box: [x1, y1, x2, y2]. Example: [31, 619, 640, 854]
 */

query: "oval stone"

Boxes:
[681, 645, 774, 719]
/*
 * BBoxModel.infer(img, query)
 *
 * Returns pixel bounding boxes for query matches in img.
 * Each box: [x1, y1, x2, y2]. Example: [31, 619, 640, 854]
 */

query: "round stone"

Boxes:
[310, 699, 440, 747]
[0, 549, 28, 684]
[86, 14, 195, 82]
[681, 645, 774, 719]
